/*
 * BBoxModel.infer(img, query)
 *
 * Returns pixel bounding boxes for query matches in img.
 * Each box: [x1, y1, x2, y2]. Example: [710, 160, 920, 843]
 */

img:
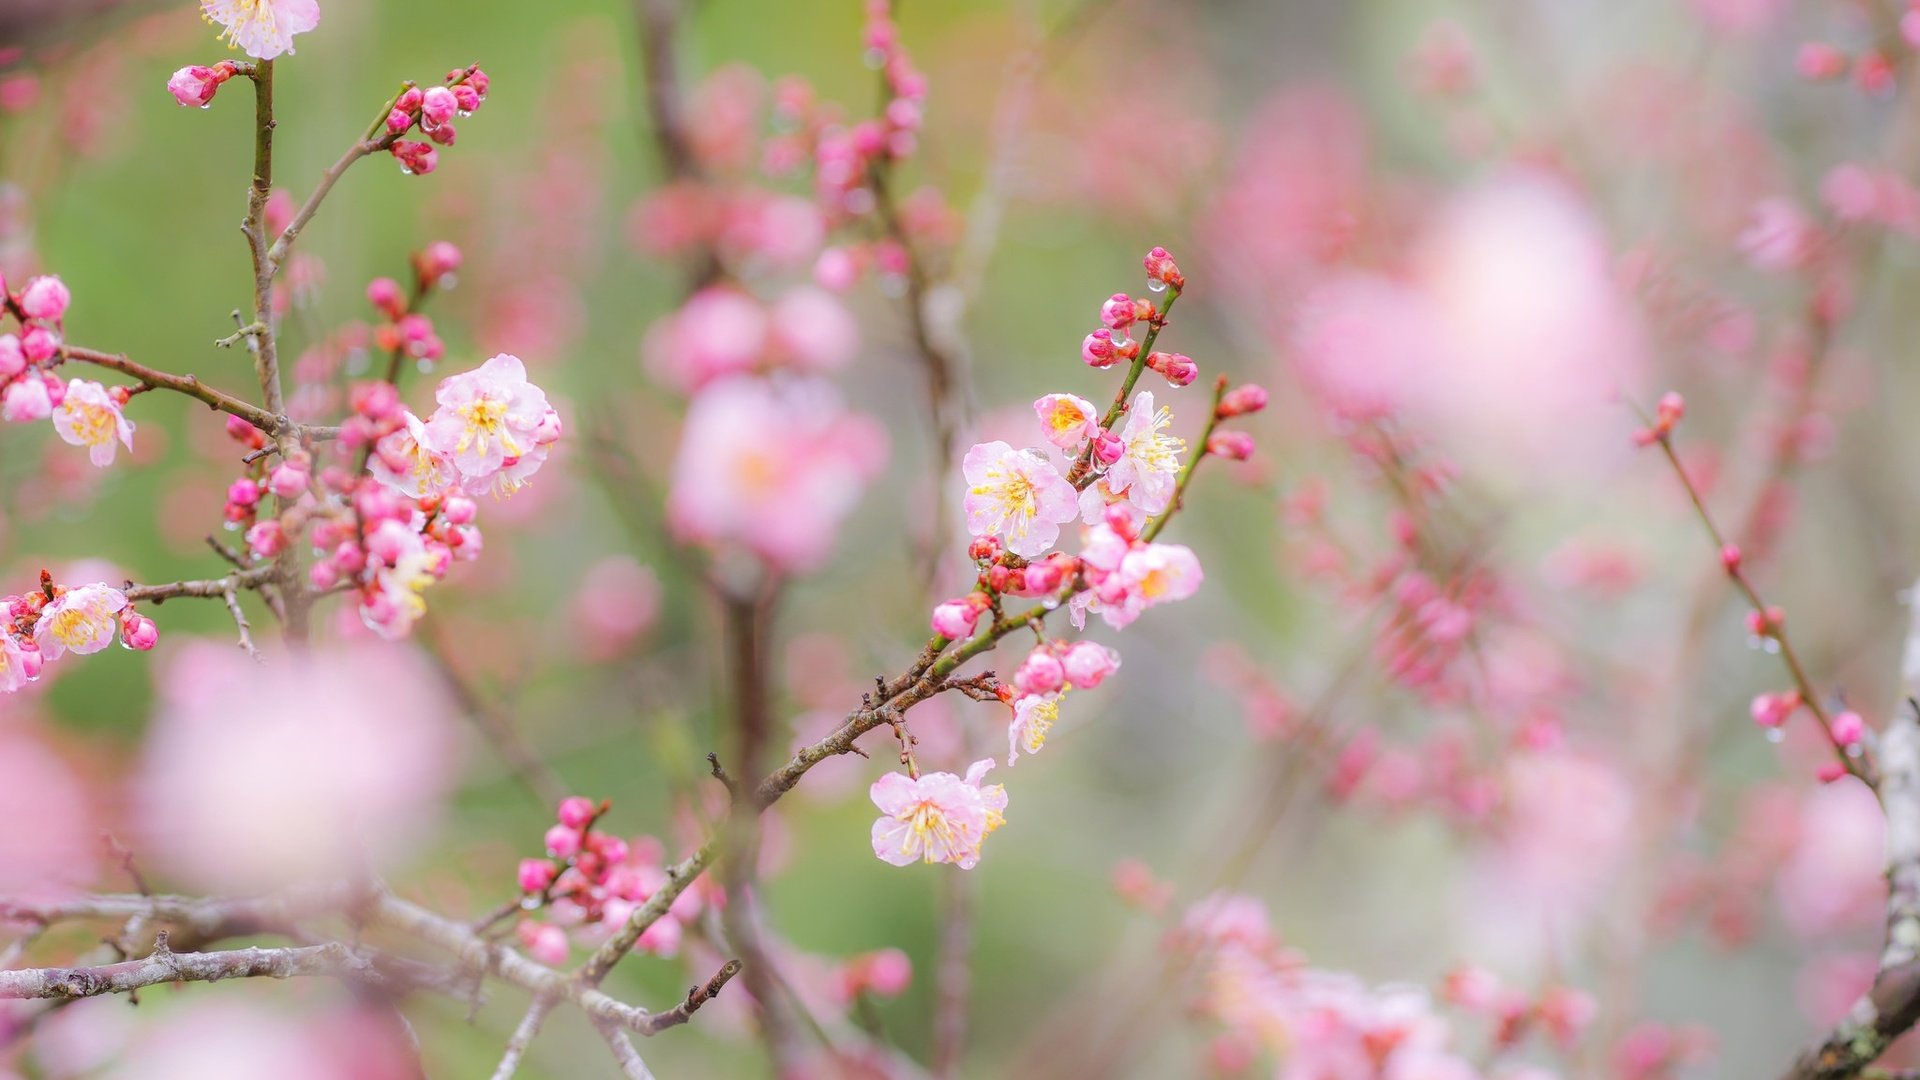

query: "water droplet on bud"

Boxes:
[1765, 728, 1786, 744]
[1146, 278, 1169, 293]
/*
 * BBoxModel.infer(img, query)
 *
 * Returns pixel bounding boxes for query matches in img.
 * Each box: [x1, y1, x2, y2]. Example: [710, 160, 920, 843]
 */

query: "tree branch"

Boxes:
[0, 933, 378, 1000]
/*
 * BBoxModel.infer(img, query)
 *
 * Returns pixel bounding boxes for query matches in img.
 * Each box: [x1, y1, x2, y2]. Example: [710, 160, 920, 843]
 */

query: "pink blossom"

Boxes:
[369, 410, 457, 499]
[1738, 198, 1816, 271]
[200, 0, 321, 60]
[168, 65, 231, 108]
[34, 583, 128, 659]
[869, 759, 1006, 868]
[0, 634, 43, 693]
[422, 353, 552, 479]
[668, 377, 886, 573]
[769, 287, 859, 372]
[570, 557, 661, 659]
[135, 641, 458, 892]
[1007, 693, 1061, 764]
[1013, 647, 1066, 695]
[1061, 641, 1120, 689]
[1, 375, 51, 422]
[18, 275, 70, 321]
[961, 441, 1078, 558]
[930, 595, 985, 640]
[119, 612, 159, 651]
[645, 287, 769, 391]
[1033, 392, 1097, 450]
[51, 379, 134, 467]
[1103, 390, 1183, 515]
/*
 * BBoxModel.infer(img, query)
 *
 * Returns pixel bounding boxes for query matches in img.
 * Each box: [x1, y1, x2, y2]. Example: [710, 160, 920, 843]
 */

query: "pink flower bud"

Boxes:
[419, 241, 462, 284]
[1857, 51, 1895, 96]
[1217, 384, 1269, 418]
[864, 948, 912, 996]
[349, 380, 401, 421]
[395, 87, 424, 112]
[427, 121, 457, 147]
[18, 276, 69, 322]
[391, 140, 438, 176]
[226, 478, 262, 507]
[451, 83, 481, 114]
[557, 795, 596, 829]
[1207, 431, 1255, 460]
[1092, 428, 1125, 465]
[1081, 328, 1119, 368]
[1655, 391, 1685, 429]
[1831, 710, 1865, 746]
[267, 462, 309, 499]
[2, 377, 51, 422]
[518, 858, 558, 893]
[1104, 503, 1140, 541]
[1147, 351, 1198, 387]
[1061, 641, 1121, 689]
[931, 599, 983, 640]
[1014, 648, 1066, 696]
[308, 560, 340, 591]
[0, 334, 21, 378]
[329, 542, 367, 576]
[441, 494, 478, 525]
[1142, 246, 1185, 291]
[20, 326, 58, 363]
[544, 824, 581, 859]
[1750, 690, 1801, 729]
[119, 612, 159, 651]
[1023, 561, 1064, 594]
[385, 108, 413, 135]
[245, 519, 287, 559]
[1100, 293, 1136, 331]
[1719, 543, 1742, 573]
[420, 86, 458, 129]
[168, 65, 229, 109]
[466, 69, 490, 99]
[366, 277, 406, 318]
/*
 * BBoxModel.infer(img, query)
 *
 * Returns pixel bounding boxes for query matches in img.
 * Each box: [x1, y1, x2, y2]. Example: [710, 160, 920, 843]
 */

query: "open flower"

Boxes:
[200, 0, 321, 60]
[1103, 389, 1183, 515]
[0, 635, 42, 693]
[422, 353, 553, 484]
[1007, 692, 1064, 765]
[962, 441, 1078, 558]
[34, 584, 128, 659]
[368, 410, 455, 499]
[869, 758, 1006, 869]
[51, 379, 134, 467]
[1033, 392, 1098, 450]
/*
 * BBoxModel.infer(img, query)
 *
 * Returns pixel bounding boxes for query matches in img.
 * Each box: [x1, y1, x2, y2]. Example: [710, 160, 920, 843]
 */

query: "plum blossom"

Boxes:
[869, 758, 1006, 869]
[1, 375, 51, 422]
[368, 410, 456, 499]
[34, 583, 128, 659]
[1103, 390, 1183, 515]
[421, 353, 555, 488]
[0, 633, 42, 692]
[200, 0, 321, 60]
[669, 376, 886, 573]
[1007, 693, 1062, 764]
[962, 441, 1078, 558]
[1034, 392, 1098, 450]
[51, 380, 134, 467]
[359, 522, 443, 640]
[1071, 523, 1204, 630]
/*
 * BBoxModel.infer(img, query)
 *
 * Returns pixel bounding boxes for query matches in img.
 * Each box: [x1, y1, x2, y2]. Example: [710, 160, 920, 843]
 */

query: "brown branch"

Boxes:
[57, 345, 334, 441]
[123, 565, 276, 605]
[0, 933, 378, 1000]
[635, 0, 699, 182]
[1781, 580, 1920, 1079]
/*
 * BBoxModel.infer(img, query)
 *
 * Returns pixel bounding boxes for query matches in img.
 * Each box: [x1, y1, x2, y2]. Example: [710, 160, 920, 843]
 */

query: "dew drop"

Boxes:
[1146, 278, 1168, 293]
[1762, 639, 1781, 655]
[1041, 597, 1059, 610]
[438, 273, 459, 291]
[1765, 727, 1786, 743]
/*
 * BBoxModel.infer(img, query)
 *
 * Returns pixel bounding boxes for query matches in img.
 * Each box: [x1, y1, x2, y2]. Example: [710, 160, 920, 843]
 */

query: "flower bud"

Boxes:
[1142, 246, 1185, 291]
[1092, 428, 1125, 465]
[1014, 648, 1066, 696]
[245, 519, 287, 559]
[1217, 384, 1269, 418]
[931, 599, 983, 640]
[1148, 351, 1198, 387]
[0, 334, 22, 379]
[367, 277, 406, 318]
[1081, 329, 1119, 369]
[544, 824, 582, 859]
[1061, 641, 1121, 689]
[267, 461, 310, 499]
[1207, 431, 1255, 460]
[557, 795, 596, 829]
[420, 85, 458, 129]
[119, 612, 159, 652]
[167, 64, 230, 109]
[391, 140, 438, 176]
[518, 858, 558, 893]
[1100, 293, 1136, 331]
[441, 494, 478, 526]
[1831, 710, 1866, 746]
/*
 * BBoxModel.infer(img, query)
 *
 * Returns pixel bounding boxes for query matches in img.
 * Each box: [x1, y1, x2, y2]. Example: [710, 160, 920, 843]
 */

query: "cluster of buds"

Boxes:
[165, 60, 242, 109]
[0, 273, 68, 423]
[514, 796, 706, 966]
[383, 67, 491, 176]
[1, 275, 139, 468]
[1, 574, 155, 693]
[770, 3, 927, 219]
[366, 243, 462, 370]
